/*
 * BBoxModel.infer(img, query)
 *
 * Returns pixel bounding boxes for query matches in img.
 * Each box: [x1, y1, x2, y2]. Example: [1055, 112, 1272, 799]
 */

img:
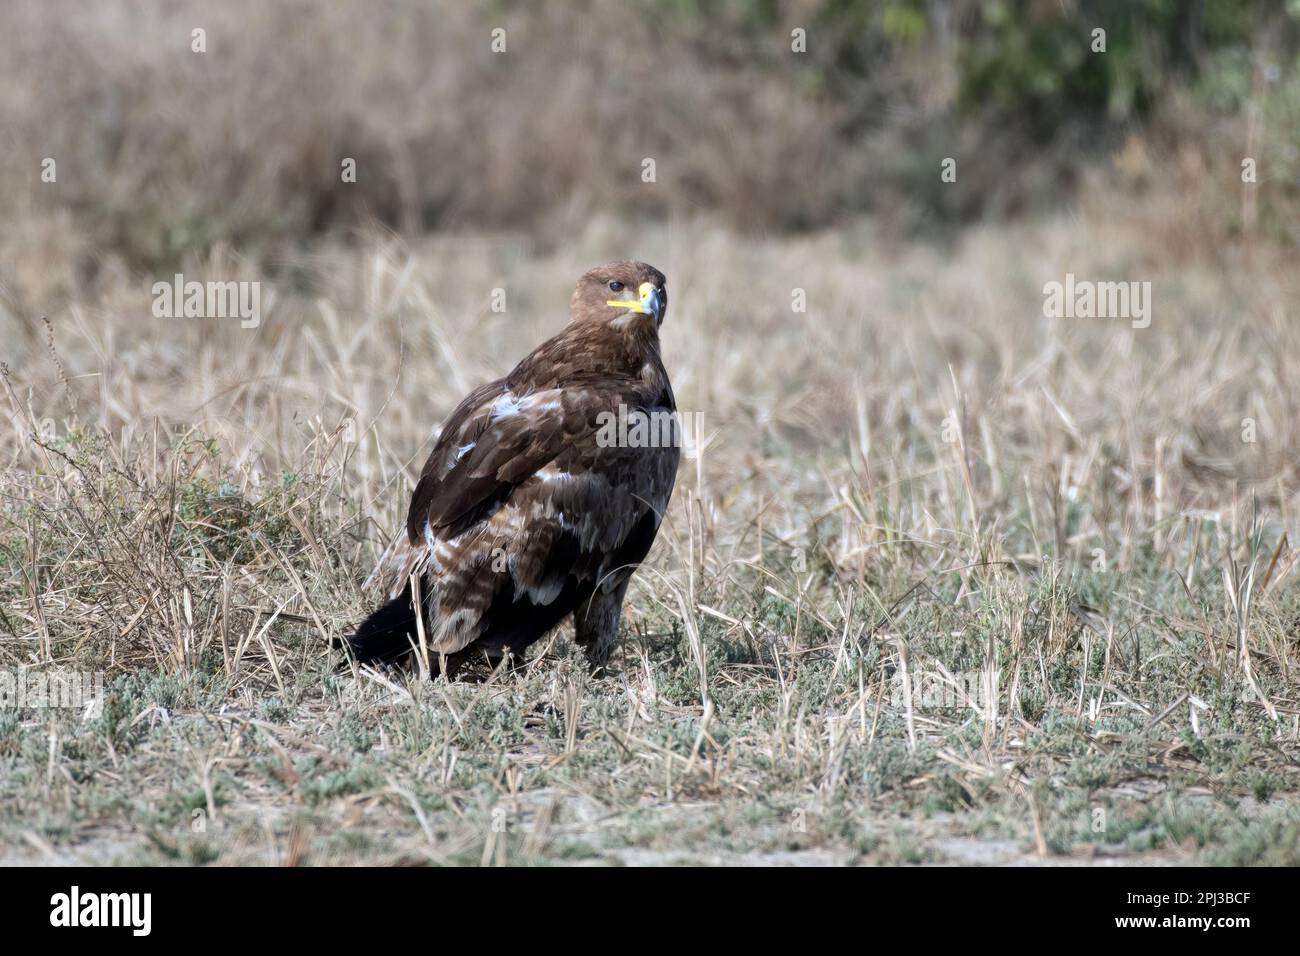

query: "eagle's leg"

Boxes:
[573, 578, 631, 672]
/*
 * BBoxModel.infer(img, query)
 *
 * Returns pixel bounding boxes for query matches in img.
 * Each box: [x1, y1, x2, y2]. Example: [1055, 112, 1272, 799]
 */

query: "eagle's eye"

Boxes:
[608, 280, 624, 292]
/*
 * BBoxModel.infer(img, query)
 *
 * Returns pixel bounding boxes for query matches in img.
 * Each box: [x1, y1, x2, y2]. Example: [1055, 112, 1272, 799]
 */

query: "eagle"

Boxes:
[347, 261, 679, 675]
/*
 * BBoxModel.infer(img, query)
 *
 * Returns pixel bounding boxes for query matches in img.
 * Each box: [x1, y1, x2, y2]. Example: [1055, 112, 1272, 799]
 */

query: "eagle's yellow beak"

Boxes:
[607, 282, 663, 323]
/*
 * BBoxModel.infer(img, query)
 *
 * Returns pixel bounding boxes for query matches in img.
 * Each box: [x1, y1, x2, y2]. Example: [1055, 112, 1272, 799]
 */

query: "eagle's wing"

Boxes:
[400, 377, 670, 656]
[407, 381, 602, 542]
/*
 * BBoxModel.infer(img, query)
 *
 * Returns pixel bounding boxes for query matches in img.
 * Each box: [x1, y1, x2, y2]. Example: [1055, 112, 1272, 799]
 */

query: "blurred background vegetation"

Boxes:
[2, 0, 1299, 304]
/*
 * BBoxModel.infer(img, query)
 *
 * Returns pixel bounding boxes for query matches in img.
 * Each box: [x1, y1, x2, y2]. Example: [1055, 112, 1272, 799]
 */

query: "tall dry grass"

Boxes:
[5, 81, 1300, 859]
[4, 181, 1300, 684]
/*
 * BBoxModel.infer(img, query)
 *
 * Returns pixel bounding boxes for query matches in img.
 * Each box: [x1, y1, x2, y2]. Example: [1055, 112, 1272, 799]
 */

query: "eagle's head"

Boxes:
[571, 260, 667, 329]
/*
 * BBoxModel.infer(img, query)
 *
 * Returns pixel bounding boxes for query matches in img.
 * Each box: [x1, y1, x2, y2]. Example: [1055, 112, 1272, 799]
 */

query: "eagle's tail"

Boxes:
[345, 582, 419, 665]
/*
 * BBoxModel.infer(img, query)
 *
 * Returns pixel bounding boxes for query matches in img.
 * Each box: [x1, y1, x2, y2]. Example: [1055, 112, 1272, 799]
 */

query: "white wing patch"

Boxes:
[443, 440, 478, 475]
[535, 464, 574, 485]
[489, 391, 563, 422]
[489, 393, 525, 420]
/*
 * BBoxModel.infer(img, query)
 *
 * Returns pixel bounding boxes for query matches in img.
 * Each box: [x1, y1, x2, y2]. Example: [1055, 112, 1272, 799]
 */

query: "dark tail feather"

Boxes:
[345, 583, 418, 665]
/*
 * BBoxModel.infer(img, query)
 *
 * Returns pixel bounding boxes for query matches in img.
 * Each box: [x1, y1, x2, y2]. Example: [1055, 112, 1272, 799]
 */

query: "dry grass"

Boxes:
[3, 157, 1300, 862]
[3, 0, 1300, 865]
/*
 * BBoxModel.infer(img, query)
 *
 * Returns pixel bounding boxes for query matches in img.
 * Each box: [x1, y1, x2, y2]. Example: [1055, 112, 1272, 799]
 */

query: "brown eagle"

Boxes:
[347, 261, 678, 674]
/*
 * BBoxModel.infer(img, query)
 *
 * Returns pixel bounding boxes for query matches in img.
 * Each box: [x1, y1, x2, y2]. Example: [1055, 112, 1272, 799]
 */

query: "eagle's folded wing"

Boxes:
[407, 383, 604, 543]
[396, 381, 628, 655]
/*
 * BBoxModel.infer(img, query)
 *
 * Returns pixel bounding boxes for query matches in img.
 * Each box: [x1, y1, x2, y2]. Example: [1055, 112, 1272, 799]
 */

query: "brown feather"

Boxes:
[350, 261, 678, 670]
